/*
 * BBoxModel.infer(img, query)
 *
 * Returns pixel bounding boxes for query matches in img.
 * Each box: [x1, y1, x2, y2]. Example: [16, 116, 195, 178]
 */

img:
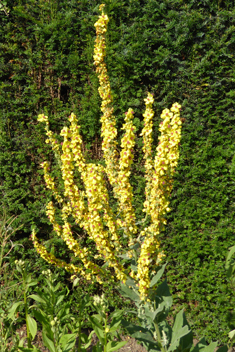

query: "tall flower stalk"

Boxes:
[32, 4, 182, 301]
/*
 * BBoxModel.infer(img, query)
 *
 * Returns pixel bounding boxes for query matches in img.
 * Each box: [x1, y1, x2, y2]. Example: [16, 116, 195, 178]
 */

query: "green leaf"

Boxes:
[168, 309, 192, 352]
[125, 277, 137, 289]
[18, 347, 41, 352]
[131, 264, 137, 272]
[26, 280, 39, 287]
[150, 263, 167, 287]
[7, 301, 24, 319]
[27, 315, 37, 340]
[54, 282, 61, 291]
[92, 344, 103, 352]
[225, 245, 235, 276]
[28, 294, 46, 304]
[229, 329, 235, 339]
[111, 309, 123, 320]
[119, 283, 140, 303]
[109, 310, 123, 332]
[191, 338, 217, 352]
[89, 315, 104, 330]
[159, 320, 172, 348]
[129, 242, 140, 250]
[118, 253, 129, 259]
[89, 316, 104, 344]
[106, 340, 127, 352]
[216, 346, 228, 352]
[144, 304, 158, 322]
[153, 280, 172, 323]
[204, 342, 218, 352]
[84, 330, 95, 349]
[19, 337, 27, 347]
[79, 332, 89, 344]
[42, 330, 56, 352]
[32, 309, 48, 326]
[121, 320, 159, 350]
[229, 328, 235, 341]
[55, 294, 65, 306]
[59, 333, 77, 351]
[169, 326, 191, 352]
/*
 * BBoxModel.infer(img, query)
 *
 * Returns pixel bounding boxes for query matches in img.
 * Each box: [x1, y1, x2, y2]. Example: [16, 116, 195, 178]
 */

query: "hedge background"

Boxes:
[1, 0, 235, 344]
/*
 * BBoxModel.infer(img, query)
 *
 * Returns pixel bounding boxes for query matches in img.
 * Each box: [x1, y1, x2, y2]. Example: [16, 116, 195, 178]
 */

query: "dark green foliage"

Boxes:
[0, 0, 102, 235]
[1, 0, 235, 344]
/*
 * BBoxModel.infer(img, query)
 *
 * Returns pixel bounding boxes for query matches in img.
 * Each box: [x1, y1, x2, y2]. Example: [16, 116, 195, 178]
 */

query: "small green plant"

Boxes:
[0, 210, 23, 276]
[28, 269, 81, 352]
[0, 212, 24, 351]
[87, 293, 127, 352]
[0, 308, 20, 352]
[7, 260, 38, 350]
[7, 266, 90, 352]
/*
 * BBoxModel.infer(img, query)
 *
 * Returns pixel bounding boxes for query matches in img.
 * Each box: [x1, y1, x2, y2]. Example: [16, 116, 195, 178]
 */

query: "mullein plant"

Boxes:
[31, 4, 181, 302]
[30, 5, 229, 350]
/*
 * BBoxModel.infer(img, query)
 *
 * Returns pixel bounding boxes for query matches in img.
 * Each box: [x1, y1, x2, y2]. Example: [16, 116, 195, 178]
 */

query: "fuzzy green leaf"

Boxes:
[150, 263, 167, 288]
[119, 283, 140, 303]
[153, 280, 172, 323]
[191, 338, 217, 352]
[168, 309, 192, 352]
[121, 320, 160, 350]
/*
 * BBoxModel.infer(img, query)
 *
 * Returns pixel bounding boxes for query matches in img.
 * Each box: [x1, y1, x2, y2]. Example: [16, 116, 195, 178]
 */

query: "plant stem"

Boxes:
[133, 249, 138, 264]
[153, 321, 167, 352]
[104, 315, 107, 352]
[23, 283, 32, 348]
[78, 315, 81, 352]
[153, 300, 166, 352]
[0, 242, 4, 273]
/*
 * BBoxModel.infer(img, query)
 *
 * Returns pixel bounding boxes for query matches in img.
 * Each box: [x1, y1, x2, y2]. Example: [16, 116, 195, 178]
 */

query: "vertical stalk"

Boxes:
[23, 279, 32, 348]
[104, 314, 107, 352]
[153, 321, 167, 352]
[153, 301, 166, 352]
[77, 314, 82, 352]
[0, 241, 4, 273]
[133, 249, 138, 264]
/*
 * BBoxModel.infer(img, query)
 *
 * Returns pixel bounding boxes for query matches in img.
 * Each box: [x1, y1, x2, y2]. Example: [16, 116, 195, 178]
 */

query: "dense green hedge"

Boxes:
[1, 0, 235, 344]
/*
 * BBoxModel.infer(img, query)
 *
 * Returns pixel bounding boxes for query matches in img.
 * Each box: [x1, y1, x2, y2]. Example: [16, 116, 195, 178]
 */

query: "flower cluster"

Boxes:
[41, 161, 63, 204]
[38, 114, 49, 125]
[151, 103, 182, 224]
[81, 164, 126, 282]
[115, 109, 138, 243]
[33, 4, 182, 301]
[31, 229, 84, 275]
[140, 93, 154, 197]
[94, 7, 138, 245]
[94, 4, 118, 187]
[136, 101, 182, 299]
